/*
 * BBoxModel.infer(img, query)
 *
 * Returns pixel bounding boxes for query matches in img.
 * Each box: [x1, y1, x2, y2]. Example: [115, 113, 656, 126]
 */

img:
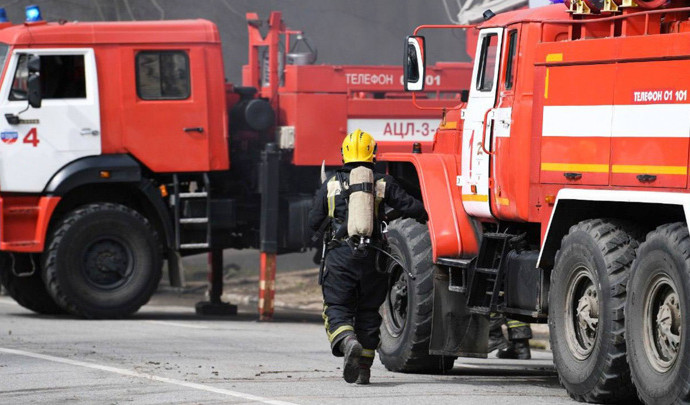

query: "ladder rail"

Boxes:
[173, 174, 181, 249]
[465, 233, 514, 315]
[172, 173, 213, 251]
[203, 173, 212, 249]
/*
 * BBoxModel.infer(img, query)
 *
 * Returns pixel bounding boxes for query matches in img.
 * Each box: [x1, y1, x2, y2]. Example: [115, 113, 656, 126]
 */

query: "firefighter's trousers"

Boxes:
[321, 244, 388, 357]
[490, 313, 533, 340]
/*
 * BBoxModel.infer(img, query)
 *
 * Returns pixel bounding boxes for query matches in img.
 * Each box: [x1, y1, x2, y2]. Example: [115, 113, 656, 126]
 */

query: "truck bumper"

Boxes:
[0, 195, 60, 253]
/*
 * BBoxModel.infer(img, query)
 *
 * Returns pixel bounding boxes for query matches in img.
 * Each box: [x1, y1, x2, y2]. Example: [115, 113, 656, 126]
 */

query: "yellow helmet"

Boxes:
[341, 129, 377, 163]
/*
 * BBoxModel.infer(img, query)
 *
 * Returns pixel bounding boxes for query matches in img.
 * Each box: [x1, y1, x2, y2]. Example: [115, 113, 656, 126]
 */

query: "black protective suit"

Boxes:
[308, 162, 426, 356]
[490, 313, 533, 341]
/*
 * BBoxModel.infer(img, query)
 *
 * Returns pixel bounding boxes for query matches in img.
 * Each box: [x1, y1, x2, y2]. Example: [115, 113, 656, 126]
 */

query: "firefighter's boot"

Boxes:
[356, 349, 375, 385]
[356, 367, 371, 385]
[340, 334, 363, 383]
[488, 328, 508, 353]
[496, 339, 531, 360]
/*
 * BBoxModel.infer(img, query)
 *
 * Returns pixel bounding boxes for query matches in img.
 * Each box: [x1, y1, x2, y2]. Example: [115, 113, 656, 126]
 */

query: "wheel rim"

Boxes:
[643, 273, 681, 373]
[565, 266, 599, 360]
[385, 260, 408, 337]
[81, 236, 134, 290]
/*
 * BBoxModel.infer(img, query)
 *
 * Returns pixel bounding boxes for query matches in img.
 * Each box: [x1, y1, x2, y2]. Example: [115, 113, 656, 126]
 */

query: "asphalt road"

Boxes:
[0, 296, 575, 405]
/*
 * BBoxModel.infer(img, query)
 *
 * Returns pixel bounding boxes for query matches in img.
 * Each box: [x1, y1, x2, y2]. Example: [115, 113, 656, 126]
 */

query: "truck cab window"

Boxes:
[136, 51, 190, 100]
[9, 54, 86, 100]
[505, 30, 518, 90]
[476, 34, 498, 92]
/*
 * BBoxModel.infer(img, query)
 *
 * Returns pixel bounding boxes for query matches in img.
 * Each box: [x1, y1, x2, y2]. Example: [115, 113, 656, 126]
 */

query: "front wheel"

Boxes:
[378, 218, 454, 373]
[549, 219, 638, 403]
[43, 203, 162, 318]
[627, 223, 690, 404]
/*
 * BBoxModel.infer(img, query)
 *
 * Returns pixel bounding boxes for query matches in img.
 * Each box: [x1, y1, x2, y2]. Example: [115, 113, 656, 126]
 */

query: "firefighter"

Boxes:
[488, 313, 532, 359]
[308, 129, 427, 385]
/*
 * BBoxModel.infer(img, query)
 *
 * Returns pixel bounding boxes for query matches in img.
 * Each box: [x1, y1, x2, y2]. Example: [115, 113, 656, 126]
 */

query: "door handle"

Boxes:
[184, 127, 204, 133]
[480, 109, 495, 155]
[563, 172, 582, 181]
[637, 174, 657, 183]
[80, 128, 100, 136]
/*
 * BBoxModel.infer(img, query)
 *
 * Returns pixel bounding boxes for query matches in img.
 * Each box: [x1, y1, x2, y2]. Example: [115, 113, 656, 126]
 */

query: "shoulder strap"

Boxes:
[311, 215, 331, 243]
[336, 171, 350, 200]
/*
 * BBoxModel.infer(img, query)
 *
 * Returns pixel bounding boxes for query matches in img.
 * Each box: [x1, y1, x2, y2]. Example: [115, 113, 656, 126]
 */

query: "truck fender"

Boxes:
[538, 188, 690, 269]
[136, 178, 175, 250]
[382, 152, 480, 261]
[43, 154, 174, 250]
[44, 154, 141, 195]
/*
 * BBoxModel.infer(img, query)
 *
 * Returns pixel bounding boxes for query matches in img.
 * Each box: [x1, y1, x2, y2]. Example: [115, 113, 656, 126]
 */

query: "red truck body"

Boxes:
[0, 11, 473, 320]
[378, 3, 690, 403]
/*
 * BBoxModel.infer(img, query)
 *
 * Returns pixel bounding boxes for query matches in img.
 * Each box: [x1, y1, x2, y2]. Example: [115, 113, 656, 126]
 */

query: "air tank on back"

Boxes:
[347, 165, 375, 238]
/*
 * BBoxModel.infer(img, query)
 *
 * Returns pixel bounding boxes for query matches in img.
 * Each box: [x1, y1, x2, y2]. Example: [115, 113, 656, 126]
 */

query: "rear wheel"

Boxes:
[549, 219, 638, 403]
[378, 218, 455, 373]
[627, 223, 690, 404]
[0, 253, 63, 314]
[43, 203, 162, 318]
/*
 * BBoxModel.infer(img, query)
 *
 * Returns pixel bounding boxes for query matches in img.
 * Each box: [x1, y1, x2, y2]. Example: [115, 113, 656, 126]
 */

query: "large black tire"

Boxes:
[626, 223, 690, 404]
[0, 253, 63, 314]
[549, 219, 638, 403]
[378, 218, 455, 373]
[43, 203, 162, 318]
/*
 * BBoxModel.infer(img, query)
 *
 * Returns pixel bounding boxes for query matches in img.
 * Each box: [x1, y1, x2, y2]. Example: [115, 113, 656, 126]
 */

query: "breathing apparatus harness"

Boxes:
[312, 169, 415, 285]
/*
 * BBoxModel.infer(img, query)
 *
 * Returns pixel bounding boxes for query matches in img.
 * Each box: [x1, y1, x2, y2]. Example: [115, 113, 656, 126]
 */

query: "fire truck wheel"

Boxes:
[549, 219, 638, 403]
[626, 222, 690, 404]
[42, 203, 162, 319]
[378, 218, 455, 373]
[0, 253, 63, 314]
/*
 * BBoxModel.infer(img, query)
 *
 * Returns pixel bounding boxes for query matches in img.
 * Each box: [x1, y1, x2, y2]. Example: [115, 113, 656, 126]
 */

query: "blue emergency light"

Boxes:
[0, 8, 8, 23]
[25, 5, 42, 22]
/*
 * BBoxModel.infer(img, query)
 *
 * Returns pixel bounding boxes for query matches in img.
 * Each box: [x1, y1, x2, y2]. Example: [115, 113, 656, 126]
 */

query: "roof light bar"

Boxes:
[25, 5, 42, 23]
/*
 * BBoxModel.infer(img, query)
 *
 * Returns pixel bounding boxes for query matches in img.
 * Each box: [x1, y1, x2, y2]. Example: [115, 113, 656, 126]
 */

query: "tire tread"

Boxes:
[43, 203, 161, 318]
[628, 222, 690, 404]
[380, 218, 453, 373]
[550, 218, 638, 403]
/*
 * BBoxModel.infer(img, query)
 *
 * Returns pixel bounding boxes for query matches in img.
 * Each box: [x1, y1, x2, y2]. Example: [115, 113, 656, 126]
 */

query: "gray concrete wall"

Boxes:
[0, 0, 470, 84]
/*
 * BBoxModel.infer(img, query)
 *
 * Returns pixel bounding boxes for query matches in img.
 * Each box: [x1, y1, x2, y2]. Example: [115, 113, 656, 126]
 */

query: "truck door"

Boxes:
[124, 48, 211, 173]
[460, 28, 503, 218]
[491, 28, 520, 219]
[0, 49, 101, 192]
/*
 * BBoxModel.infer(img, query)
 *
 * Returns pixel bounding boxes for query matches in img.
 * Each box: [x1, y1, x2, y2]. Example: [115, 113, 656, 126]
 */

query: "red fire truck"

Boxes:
[0, 8, 472, 319]
[383, 1, 690, 403]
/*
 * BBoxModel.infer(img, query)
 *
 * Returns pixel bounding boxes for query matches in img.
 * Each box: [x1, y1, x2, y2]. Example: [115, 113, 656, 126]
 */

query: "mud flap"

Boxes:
[429, 268, 489, 358]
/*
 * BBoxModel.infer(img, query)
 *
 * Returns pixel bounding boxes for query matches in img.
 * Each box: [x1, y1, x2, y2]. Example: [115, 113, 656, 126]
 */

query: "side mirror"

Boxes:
[460, 90, 469, 103]
[404, 35, 425, 92]
[27, 54, 41, 108]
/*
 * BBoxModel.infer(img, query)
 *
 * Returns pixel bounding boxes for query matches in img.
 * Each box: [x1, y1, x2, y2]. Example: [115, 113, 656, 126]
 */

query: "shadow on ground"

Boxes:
[4, 306, 323, 324]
